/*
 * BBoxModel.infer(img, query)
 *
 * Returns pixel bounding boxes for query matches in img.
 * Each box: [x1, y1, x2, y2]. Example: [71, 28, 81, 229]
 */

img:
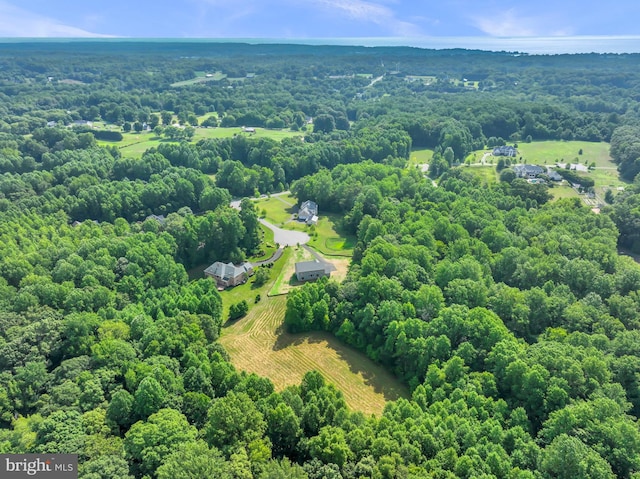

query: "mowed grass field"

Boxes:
[257, 195, 297, 226]
[463, 165, 499, 185]
[517, 141, 613, 167]
[268, 244, 351, 296]
[170, 71, 227, 87]
[219, 294, 408, 415]
[517, 141, 628, 198]
[97, 128, 303, 159]
[307, 214, 356, 257]
[462, 141, 627, 201]
[408, 148, 434, 167]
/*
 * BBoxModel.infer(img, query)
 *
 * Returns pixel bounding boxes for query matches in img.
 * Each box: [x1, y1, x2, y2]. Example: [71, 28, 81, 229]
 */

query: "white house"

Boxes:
[298, 200, 318, 224]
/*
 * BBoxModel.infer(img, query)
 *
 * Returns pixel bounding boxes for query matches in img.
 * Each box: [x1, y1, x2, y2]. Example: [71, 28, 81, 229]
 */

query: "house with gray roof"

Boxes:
[298, 200, 318, 224]
[492, 145, 517, 157]
[205, 261, 254, 289]
[546, 167, 563, 182]
[295, 260, 332, 282]
[513, 164, 544, 179]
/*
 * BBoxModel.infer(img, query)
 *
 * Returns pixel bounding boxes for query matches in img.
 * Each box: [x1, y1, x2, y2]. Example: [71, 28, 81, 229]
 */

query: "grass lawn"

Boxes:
[517, 141, 613, 167]
[548, 184, 581, 201]
[257, 196, 297, 226]
[307, 214, 356, 257]
[195, 127, 303, 142]
[256, 196, 355, 256]
[197, 112, 218, 123]
[463, 165, 499, 184]
[97, 128, 303, 159]
[219, 294, 408, 415]
[269, 246, 314, 296]
[218, 246, 290, 319]
[248, 224, 277, 263]
[586, 168, 630, 198]
[408, 148, 434, 167]
[115, 139, 163, 157]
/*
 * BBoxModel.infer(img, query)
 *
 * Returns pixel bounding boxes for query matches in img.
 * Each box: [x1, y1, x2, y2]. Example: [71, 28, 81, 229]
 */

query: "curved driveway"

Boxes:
[259, 218, 309, 246]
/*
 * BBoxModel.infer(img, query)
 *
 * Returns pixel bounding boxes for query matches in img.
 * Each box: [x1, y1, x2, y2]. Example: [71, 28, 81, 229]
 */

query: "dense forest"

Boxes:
[1, 40, 640, 478]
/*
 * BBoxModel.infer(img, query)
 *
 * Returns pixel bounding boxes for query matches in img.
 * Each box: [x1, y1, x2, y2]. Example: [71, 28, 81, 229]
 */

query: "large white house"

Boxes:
[298, 200, 318, 224]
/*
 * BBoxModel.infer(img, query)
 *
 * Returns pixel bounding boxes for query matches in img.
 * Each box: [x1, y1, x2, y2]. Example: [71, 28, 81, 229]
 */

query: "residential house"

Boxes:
[546, 167, 563, 182]
[571, 163, 589, 172]
[298, 200, 318, 223]
[145, 214, 166, 225]
[204, 261, 254, 289]
[513, 164, 544, 179]
[492, 145, 517, 157]
[295, 260, 332, 282]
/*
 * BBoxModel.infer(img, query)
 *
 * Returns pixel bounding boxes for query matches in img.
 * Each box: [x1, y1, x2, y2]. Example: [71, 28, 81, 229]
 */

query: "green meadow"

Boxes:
[517, 141, 613, 167]
[97, 127, 303, 158]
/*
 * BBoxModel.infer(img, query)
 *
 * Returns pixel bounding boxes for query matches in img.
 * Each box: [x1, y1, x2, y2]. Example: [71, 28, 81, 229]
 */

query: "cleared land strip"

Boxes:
[219, 295, 409, 415]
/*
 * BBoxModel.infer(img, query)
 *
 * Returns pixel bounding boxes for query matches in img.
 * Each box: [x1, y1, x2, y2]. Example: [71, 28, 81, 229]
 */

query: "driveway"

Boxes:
[259, 218, 309, 246]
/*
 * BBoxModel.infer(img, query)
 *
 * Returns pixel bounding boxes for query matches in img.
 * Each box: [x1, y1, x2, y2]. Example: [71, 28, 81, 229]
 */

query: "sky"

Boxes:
[1, 0, 639, 39]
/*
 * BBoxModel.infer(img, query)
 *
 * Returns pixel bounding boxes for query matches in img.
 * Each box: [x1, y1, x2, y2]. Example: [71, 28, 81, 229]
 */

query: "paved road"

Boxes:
[302, 245, 336, 272]
[259, 218, 309, 246]
[230, 191, 309, 247]
[252, 246, 284, 267]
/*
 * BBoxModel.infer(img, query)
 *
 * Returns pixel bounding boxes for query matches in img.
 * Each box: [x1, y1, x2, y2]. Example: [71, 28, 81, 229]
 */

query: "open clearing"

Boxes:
[171, 71, 227, 87]
[463, 165, 499, 185]
[307, 214, 355, 257]
[219, 294, 408, 415]
[517, 140, 613, 167]
[256, 196, 355, 256]
[269, 246, 317, 296]
[97, 127, 302, 158]
[268, 245, 350, 296]
[258, 196, 297, 226]
[408, 148, 434, 168]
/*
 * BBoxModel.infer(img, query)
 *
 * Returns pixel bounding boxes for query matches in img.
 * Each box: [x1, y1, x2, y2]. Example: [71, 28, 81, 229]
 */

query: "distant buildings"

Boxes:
[298, 200, 318, 225]
[204, 261, 254, 289]
[295, 260, 332, 282]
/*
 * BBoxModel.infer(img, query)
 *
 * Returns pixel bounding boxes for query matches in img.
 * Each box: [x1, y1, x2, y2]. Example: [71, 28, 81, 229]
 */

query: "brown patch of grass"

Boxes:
[219, 295, 408, 415]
